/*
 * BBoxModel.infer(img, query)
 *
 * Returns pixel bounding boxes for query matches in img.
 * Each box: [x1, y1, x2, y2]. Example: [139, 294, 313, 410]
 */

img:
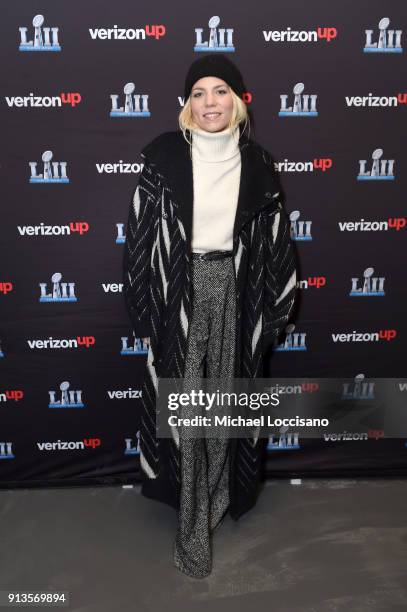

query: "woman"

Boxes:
[123, 54, 297, 578]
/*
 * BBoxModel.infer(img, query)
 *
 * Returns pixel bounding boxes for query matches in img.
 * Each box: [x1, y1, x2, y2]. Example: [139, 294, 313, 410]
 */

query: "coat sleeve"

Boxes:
[262, 201, 298, 354]
[122, 157, 159, 338]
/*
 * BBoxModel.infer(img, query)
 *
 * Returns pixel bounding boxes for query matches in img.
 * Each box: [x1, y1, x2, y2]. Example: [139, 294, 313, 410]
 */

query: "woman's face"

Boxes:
[189, 76, 234, 132]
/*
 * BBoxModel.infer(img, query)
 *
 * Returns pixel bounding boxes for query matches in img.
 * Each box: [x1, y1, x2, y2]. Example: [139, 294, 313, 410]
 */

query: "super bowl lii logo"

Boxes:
[342, 374, 375, 400]
[357, 148, 395, 181]
[0, 442, 14, 459]
[279, 83, 318, 117]
[289, 210, 313, 240]
[39, 273, 77, 302]
[110, 82, 150, 117]
[194, 15, 235, 52]
[121, 334, 149, 355]
[267, 425, 300, 451]
[349, 267, 385, 297]
[19, 14, 61, 51]
[49, 381, 84, 408]
[364, 17, 403, 53]
[124, 433, 141, 456]
[275, 324, 307, 351]
[116, 223, 125, 244]
[29, 151, 69, 183]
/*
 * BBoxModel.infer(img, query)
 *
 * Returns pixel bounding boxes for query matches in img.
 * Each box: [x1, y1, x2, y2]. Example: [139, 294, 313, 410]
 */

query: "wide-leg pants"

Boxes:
[173, 253, 237, 578]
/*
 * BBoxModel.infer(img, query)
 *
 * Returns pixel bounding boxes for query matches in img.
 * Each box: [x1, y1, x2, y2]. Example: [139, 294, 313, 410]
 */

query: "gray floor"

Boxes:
[1, 479, 406, 611]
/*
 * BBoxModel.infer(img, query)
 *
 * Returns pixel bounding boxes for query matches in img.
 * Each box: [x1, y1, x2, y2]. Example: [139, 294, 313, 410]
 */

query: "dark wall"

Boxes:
[1, 1, 406, 486]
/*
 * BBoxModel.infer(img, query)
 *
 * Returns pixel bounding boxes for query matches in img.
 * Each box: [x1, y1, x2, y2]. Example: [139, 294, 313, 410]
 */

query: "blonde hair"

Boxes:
[178, 85, 251, 151]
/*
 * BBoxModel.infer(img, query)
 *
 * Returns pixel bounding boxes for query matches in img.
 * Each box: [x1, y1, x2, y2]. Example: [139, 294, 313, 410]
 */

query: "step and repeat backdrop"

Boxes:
[1, 1, 406, 488]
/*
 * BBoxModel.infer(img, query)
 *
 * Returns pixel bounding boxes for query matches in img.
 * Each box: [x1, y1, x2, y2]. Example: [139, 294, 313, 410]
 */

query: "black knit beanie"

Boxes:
[184, 54, 245, 101]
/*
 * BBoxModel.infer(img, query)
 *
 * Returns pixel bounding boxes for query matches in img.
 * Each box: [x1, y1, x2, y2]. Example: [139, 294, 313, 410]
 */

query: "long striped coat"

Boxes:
[123, 127, 297, 520]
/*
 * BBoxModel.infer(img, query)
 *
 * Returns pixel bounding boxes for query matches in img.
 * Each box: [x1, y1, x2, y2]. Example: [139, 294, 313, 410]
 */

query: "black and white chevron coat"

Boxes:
[123, 127, 297, 520]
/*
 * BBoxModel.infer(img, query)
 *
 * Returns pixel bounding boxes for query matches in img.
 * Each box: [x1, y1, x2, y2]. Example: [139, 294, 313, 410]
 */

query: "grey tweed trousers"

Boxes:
[173, 253, 237, 578]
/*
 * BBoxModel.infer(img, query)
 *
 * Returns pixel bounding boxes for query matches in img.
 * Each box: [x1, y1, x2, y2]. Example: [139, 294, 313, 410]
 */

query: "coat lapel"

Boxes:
[233, 135, 281, 242]
[141, 127, 281, 252]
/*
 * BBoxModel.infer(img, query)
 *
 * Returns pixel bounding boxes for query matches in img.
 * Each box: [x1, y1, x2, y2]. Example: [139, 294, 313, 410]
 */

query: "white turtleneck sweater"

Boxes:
[191, 124, 241, 253]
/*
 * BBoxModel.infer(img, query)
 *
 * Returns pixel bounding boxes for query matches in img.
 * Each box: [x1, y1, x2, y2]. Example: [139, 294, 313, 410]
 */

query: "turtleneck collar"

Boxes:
[191, 124, 240, 162]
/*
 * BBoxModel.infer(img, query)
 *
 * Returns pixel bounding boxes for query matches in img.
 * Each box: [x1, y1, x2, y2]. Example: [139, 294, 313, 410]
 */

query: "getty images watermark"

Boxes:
[155, 378, 407, 439]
